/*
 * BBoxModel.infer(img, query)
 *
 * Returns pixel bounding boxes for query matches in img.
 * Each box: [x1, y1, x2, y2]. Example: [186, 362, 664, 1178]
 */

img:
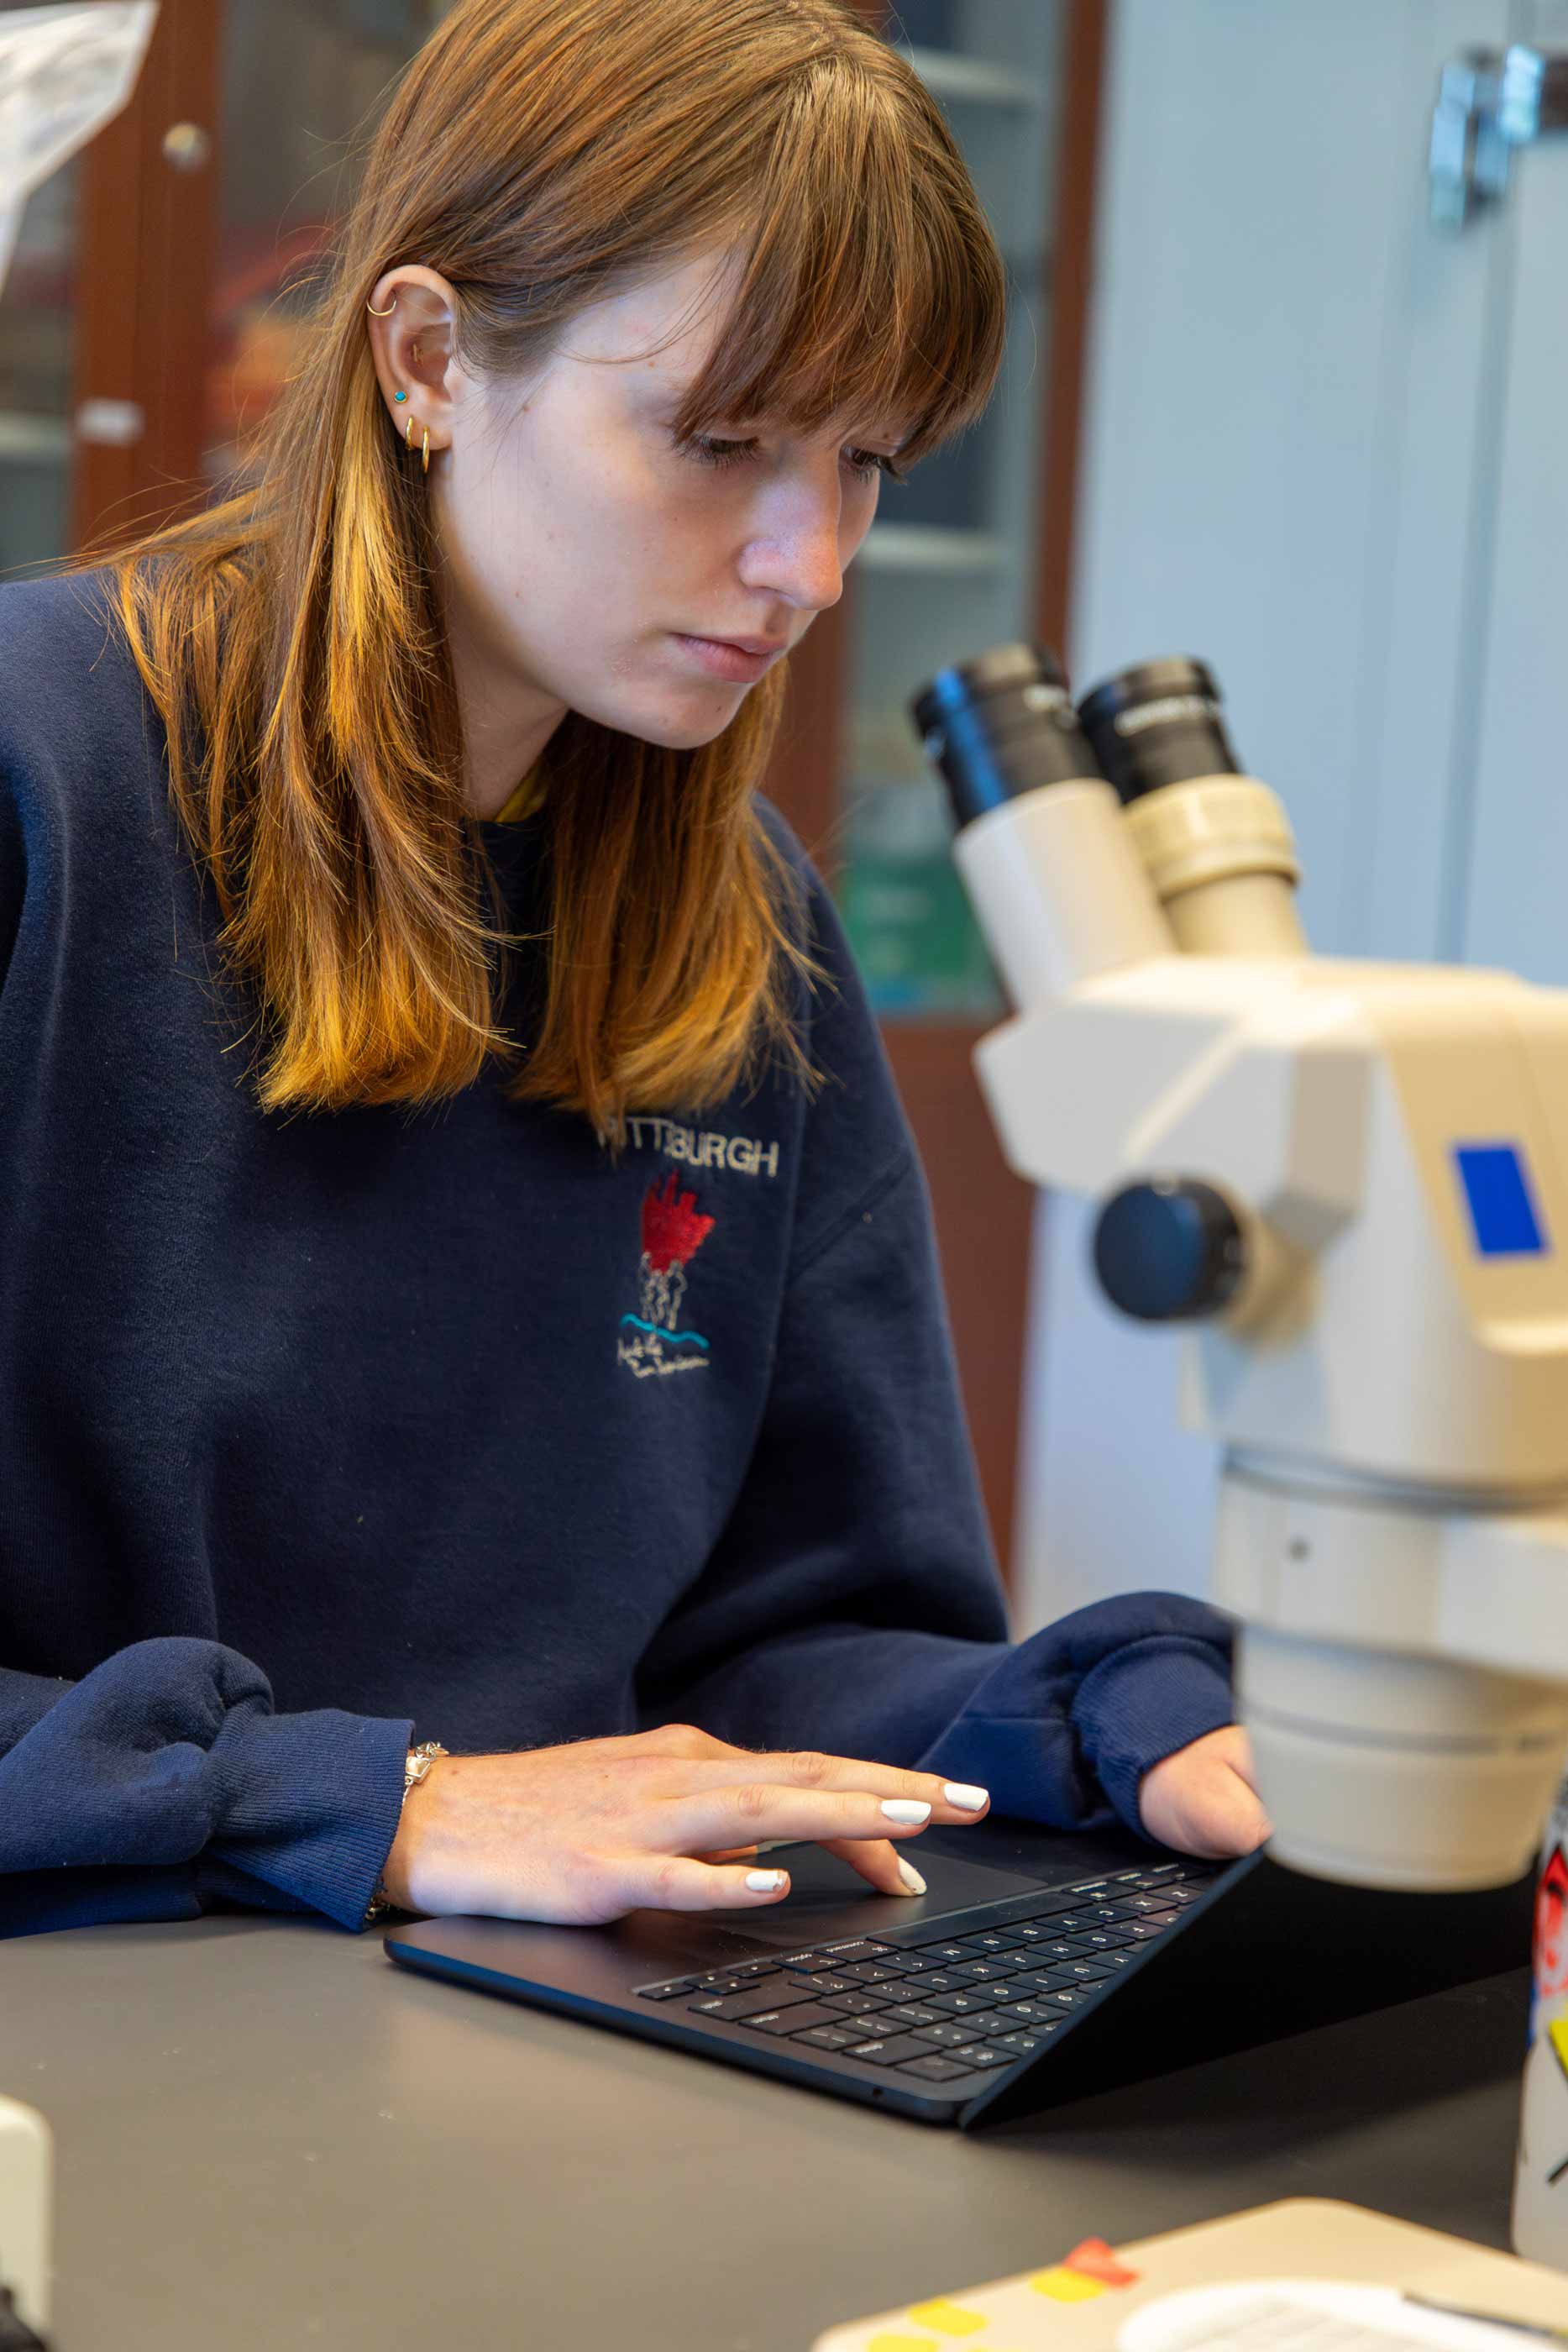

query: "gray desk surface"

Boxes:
[0, 1916, 1534, 2351]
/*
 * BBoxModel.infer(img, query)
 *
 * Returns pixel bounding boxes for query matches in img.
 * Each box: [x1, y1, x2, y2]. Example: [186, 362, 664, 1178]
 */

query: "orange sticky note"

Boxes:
[1063, 2237, 1141, 2287]
[1028, 2267, 1105, 2303]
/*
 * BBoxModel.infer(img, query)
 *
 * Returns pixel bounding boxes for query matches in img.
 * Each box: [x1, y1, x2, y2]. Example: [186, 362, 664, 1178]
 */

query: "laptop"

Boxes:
[384, 1812, 1533, 2129]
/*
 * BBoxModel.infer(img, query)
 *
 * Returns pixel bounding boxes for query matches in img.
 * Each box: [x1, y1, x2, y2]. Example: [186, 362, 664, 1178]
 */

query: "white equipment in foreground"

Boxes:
[911, 645, 1568, 2258]
[0, 2095, 50, 2341]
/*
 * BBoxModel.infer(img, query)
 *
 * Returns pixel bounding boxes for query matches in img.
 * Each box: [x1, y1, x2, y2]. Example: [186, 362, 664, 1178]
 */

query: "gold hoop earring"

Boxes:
[365, 294, 396, 317]
[422, 426, 430, 477]
[405, 413, 415, 449]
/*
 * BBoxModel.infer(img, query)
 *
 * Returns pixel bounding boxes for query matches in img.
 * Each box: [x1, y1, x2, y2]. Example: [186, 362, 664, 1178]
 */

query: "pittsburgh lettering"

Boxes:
[621, 1116, 780, 1180]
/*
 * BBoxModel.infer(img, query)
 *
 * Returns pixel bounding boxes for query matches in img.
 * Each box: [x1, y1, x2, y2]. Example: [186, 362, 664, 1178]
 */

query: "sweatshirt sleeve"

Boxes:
[0, 1640, 412, 1939]
[634, 809, 1238, 1837]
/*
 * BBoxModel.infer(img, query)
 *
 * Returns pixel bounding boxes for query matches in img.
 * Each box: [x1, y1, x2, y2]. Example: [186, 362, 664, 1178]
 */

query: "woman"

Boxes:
[0, 0, 1266, 1941]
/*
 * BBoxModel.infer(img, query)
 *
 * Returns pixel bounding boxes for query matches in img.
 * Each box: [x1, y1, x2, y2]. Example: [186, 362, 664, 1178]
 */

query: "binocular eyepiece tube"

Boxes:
[910, 644, 1308, 997]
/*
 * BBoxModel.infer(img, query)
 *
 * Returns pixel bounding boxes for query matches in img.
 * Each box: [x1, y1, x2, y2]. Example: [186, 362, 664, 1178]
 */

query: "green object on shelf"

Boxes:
[836, 774, 1002, 1020]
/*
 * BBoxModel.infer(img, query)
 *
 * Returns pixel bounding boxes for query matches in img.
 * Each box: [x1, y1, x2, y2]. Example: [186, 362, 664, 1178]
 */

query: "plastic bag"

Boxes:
[0, 2, 159, 295]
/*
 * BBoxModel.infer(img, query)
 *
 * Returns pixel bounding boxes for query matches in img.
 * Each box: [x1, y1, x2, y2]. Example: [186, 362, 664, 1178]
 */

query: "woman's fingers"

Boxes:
[817, 1835, 927, 1898]
[611, 1854, 794, 1913]
[660, 1750, 989, 1823]
[658, 1782, 943, 1855]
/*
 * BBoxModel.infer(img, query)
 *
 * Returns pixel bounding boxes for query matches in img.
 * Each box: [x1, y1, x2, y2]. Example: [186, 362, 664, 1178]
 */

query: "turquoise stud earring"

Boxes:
[393, 389, 408, 403]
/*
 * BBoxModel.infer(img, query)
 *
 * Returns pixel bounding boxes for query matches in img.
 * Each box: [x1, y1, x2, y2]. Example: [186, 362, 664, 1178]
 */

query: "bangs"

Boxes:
[669, 60, 1007, 465]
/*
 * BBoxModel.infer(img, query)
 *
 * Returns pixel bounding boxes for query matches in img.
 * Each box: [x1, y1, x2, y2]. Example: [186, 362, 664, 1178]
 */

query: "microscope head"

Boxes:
[915, 646, 1568, 1893]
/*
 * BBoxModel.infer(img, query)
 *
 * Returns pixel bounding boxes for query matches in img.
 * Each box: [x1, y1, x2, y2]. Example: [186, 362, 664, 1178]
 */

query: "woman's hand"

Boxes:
[377, 1722, 991, 1923]
[1136, 1723, 1272, 1858]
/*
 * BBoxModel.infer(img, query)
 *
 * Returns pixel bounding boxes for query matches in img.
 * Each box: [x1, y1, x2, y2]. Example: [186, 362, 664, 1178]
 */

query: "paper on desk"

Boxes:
[0, 2, 158, 297]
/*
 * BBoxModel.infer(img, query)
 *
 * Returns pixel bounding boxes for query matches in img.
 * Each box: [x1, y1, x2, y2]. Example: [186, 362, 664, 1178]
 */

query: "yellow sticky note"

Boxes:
[1550, 2017, 1568, 2082]
[868, 2336, 940, 2351]
[906, 2299, 989, 2337]
[1028, 2267, 1107, 2303]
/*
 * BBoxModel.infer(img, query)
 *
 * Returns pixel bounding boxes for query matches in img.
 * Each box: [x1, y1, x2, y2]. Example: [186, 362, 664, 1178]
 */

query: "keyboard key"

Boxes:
[1046, 1960, 1118, 1984]
[780, 1952, 836, 1971]
[957, 2044, 1012, 2069]
[926, 1990, 1003, 2016]
[1130, 1863, 1182, 1883]
[688, 1985, 817, 2022]
[637, 1980, 699, 2001]
[746, 2003, 845, 2036]
[887, 1952, 941, 1975]
[1077, 1929, 1138, 1951]
[882, 2004, 944, 2029]
[1163, 1885, 1204, 1907]
[899, 2054, 971, 2082]
[914, 1943, 973, 1965]
[951, 1961, 1016, 1985]
[844, 2034, 936, 2067]
[1019, 1887, 1107, 1919]
[910, 1971, 964, 1996]
[953, 1932, 1026, 1955]
[729, 1961, 786, 1979]
[793, 2024, 863, 2050]
[993, 2000, 1057, 2026]
[991, 2029, 1048, 2054]
[815, 1940, 894, 1964]
[1122, 1918, 1176, 1940]
[1121, 1893, 1177, 1914]
[790, 1973, 855, 1996]
[841, 1961, 905, 1984]
[913, 2022, 983, 2048]
[820, 1992, 893, 2019]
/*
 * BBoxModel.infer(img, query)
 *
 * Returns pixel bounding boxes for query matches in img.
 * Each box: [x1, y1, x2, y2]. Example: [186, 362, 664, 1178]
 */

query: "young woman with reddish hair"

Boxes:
[0, 0, 1266, 1940]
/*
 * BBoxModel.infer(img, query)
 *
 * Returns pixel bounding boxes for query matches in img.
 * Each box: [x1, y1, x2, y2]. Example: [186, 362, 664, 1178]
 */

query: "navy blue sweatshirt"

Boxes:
[0, 570, 1237, 1940]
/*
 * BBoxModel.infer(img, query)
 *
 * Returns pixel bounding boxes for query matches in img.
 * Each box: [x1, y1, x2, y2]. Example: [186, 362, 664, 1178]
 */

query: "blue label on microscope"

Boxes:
[1453, 1142, 1550, 1257]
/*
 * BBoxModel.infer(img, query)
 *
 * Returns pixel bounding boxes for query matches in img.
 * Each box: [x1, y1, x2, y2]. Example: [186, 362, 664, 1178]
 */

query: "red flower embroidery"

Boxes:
[640, 1171, 716, 1275]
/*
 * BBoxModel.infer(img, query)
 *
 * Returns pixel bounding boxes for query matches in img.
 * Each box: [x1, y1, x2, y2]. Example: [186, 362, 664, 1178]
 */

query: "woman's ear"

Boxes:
[364, 265, 464, 456]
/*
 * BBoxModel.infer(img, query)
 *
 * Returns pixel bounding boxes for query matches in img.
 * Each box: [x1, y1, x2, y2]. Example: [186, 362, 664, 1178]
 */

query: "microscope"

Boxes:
[911, 644, 1568, 2260]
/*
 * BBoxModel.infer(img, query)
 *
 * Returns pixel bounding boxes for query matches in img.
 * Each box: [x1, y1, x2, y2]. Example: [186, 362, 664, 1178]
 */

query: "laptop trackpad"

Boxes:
[660, 1839, 1050, 1960]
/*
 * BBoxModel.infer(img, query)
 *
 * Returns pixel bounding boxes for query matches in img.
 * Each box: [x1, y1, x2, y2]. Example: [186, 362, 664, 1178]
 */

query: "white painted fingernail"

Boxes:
[746, 1869, 787, 1893]
[943, 1782, 989, 1811]
[881, 1798, 931, 1824]
[897, 1858, 927, 1897]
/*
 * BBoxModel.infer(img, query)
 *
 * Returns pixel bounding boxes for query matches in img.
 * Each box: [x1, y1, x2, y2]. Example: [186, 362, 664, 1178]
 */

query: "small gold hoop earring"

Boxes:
[365, 294, 396, 317]
[405, 413, 415, 449]
[422, 426, 430, 477]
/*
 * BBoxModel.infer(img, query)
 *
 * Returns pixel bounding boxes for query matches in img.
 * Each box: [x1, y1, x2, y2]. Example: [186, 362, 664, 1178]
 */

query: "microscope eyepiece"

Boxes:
[1077, 655, 1242, 806]
[910, 643, 1103, 832]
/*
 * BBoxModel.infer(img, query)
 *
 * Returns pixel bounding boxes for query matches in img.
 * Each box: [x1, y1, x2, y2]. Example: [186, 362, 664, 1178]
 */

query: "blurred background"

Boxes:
[3, 0, 1559, 1641]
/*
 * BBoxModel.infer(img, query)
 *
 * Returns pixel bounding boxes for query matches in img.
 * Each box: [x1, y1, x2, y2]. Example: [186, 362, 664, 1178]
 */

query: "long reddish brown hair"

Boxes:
[75, 0, 1006, 1136]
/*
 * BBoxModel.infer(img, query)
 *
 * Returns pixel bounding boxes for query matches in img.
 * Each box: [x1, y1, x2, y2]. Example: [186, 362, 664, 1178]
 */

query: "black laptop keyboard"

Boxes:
[633, 1858, 1219, 2087]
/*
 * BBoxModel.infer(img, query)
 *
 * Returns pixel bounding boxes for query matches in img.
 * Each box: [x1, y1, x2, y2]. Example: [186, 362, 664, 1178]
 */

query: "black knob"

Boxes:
[1092, 1179, 1245, 1322]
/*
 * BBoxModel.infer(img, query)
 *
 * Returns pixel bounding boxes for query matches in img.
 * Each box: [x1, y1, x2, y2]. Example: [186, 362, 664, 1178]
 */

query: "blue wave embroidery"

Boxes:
[618, 1314, 710, 1350]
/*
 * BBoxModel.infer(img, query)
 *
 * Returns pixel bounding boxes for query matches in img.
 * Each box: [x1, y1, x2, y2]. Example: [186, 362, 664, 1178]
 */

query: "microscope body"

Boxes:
[977, 942, 1568, 1889]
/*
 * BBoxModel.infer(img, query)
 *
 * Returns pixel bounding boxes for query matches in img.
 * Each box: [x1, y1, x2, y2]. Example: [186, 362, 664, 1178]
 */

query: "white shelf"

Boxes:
[900, 44, 1046, 111]
[859, 523, 1012, 575]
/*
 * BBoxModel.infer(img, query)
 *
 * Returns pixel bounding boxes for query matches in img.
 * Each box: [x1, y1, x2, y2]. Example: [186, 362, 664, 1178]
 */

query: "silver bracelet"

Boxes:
[363, 1740, 448, 1927]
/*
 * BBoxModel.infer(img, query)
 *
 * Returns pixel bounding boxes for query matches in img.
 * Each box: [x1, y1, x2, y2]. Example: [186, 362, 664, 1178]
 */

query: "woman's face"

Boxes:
[370, 246, 906, 768]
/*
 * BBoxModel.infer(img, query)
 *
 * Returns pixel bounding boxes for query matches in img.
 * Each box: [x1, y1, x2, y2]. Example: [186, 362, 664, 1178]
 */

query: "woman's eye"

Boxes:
[679, 434, 907, 486]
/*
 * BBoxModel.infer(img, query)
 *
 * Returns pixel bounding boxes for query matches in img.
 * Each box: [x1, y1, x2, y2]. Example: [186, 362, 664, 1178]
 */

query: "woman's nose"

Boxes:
[740, 489, 850, 615]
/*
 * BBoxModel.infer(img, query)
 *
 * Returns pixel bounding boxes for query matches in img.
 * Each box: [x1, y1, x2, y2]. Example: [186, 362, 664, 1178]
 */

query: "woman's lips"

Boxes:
[672, 633, 784, 683]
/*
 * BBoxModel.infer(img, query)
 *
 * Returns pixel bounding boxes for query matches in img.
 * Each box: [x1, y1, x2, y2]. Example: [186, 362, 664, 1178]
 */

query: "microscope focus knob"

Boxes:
[1092, 1179, 1245, 1321]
